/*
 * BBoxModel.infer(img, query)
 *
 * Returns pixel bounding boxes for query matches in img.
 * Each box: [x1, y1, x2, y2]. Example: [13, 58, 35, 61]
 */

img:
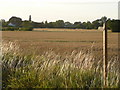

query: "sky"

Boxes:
[0, 0, 119, 23]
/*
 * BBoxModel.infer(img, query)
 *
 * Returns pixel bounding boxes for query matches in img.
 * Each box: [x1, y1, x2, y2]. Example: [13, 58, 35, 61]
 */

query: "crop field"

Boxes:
[34, 28, 97, 32]
[2, 29, 118, 56]
[2, 29, 120, 88]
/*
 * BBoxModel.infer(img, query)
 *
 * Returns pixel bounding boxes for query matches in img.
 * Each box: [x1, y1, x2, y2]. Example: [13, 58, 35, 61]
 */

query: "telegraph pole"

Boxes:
[103, 21, 108, 87]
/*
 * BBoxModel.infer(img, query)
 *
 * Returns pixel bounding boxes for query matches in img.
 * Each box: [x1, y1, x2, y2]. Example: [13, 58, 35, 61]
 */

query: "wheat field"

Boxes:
[2, 30, 118, 56]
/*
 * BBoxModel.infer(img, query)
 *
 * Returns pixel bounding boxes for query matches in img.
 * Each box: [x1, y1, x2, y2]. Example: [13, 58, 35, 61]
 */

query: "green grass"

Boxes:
[1, 41, 120, 88]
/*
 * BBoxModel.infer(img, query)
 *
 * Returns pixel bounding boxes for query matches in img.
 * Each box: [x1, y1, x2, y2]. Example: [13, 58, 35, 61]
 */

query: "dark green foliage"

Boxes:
[54, 20, 65, 28]
[21, 21, 33, 28]
[107, 20, 120, 32]
[33, 22, 45, 28]
[47, 22, 54, 28]
[8, 16, 22, 27]
[2, 27, 19, 31]
[64, 22, 73, 28]
[85, 21, 94, 29]
[73, 22, 83, 29]
[32, 19, 102, 29]
[19, 27, 33, 31]
[21, 21, 33, 31]
[1, 16, 33, 31]
[92, 20, 101, 29]
[2, 16, 120, 31]
[1, 19, 8, 27]
[2, 27, 33, 31]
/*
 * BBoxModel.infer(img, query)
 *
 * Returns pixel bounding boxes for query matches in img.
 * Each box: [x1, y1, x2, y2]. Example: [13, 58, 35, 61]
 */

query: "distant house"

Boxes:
[8, 23, 16, 27]
[98, 26, 103, 31]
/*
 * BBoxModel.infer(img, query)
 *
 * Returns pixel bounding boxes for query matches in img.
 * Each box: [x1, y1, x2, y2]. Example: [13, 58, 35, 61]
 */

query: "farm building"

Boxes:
[98, 26, 103, 31]
[8, 23, 16, 27]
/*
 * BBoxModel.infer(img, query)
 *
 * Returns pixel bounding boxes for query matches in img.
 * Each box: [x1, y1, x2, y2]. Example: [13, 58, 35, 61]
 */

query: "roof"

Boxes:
[8, 23, 16, 27]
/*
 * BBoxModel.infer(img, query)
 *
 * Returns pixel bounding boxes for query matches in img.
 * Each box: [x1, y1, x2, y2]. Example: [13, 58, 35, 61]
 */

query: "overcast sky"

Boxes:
[0, 0, 119, 23]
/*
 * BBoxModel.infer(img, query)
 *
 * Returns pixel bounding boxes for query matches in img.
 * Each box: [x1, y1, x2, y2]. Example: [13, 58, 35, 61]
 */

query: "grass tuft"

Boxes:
[1, 41, 120, 88]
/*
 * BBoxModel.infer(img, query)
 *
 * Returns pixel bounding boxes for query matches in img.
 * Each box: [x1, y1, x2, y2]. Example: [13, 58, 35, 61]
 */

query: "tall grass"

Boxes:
[1, 41, 120, 88]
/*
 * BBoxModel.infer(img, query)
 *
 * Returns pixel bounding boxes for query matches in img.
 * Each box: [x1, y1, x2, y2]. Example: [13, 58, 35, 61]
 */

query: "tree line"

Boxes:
[1, 16, 120, 32]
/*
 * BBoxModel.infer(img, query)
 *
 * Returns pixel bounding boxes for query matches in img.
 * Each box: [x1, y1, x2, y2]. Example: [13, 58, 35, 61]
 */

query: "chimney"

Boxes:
[29, 15, 31, 22]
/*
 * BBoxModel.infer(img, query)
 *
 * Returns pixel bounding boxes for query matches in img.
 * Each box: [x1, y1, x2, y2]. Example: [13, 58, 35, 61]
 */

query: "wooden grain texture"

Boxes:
[103, 23, 108, 87]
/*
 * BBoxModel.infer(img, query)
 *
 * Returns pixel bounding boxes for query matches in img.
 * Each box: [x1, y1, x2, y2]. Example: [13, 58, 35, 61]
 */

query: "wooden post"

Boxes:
[103, 22, 108, 87]
[0, 20, 2, 89]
